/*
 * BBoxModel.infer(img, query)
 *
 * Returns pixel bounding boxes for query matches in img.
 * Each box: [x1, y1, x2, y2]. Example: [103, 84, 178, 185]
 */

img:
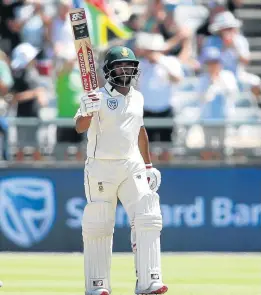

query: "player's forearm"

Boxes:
[75, 116, 93, 133]
[138, 126, 151, 164]
[0, 81, 9, 96]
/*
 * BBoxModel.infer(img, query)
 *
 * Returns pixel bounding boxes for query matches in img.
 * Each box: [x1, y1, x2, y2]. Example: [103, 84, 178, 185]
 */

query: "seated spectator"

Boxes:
[11, 42, 47, 156]
[135, 32, 184, 161]
[204, 11, 260, 96]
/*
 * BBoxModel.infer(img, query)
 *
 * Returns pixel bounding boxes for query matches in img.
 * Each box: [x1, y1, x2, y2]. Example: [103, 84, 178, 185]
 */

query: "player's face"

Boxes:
[113, 62, 135, 75]
[112, 61, 135, 86]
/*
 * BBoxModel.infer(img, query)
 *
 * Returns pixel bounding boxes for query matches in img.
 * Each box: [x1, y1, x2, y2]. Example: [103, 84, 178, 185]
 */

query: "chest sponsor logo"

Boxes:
[107, 98, 118, 110]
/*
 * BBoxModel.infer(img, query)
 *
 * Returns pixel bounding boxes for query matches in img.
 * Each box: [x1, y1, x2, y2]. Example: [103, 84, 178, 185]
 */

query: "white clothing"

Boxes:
[83, 157, 161, 293]
[51, 16, 73, 48]
[203, 34, 260, 87]
[196, 69, 239, 102]
[77, 84, 164, 293]
[221, 34, 250, 75]
[74, 83, 144, 160]
[138, 56, 184, 112]
[84, 157, 150, 212]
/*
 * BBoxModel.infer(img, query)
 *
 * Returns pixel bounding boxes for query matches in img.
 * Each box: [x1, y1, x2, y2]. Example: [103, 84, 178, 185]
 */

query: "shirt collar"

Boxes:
[104, 83, 121, 97]
[104, 82, 133, 97]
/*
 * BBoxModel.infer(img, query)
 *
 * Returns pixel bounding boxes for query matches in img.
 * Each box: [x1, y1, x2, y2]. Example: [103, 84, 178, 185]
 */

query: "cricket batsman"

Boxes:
[74, 45, 168, 295]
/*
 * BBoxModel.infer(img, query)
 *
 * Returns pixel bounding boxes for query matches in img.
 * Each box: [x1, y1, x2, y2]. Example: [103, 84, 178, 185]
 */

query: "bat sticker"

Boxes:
[73, 23, 89, 40]
[70, 11, 86, 22]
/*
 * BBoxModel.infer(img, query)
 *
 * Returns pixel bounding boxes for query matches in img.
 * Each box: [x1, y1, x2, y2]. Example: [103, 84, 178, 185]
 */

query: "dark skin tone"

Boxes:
[75, 61, 151, 164]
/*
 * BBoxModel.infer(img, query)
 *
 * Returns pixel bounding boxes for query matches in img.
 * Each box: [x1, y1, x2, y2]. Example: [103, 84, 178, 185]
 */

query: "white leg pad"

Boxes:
[134, 192, 163, 291]
[82, 202, 115, 293]
[131, 222, 137, 277]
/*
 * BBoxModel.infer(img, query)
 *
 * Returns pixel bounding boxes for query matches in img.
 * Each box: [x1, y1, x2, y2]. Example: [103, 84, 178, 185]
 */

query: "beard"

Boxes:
[113, 75, 132, 87]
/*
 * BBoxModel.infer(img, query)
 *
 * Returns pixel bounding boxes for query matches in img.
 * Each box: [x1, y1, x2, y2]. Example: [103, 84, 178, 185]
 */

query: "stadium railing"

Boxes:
[2, 117, 261, 163]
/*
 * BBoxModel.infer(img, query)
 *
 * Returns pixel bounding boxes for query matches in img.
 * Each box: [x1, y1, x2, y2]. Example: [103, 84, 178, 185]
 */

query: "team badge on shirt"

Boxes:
[107, 98, 118, 110]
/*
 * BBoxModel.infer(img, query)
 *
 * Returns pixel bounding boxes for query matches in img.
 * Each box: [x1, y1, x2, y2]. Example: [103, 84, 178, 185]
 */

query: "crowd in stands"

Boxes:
[0, 0, 261, 162]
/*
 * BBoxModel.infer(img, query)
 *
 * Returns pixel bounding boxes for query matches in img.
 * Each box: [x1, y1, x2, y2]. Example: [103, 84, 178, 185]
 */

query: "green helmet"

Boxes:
[103, 46, 140, 87]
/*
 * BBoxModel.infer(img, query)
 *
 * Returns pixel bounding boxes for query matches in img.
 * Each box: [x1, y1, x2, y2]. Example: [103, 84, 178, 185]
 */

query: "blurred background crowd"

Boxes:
[1, 0, 261, 163]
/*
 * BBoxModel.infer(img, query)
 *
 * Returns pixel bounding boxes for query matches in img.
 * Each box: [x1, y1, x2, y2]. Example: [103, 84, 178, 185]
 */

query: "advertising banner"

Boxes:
[0, 166, 260, 252]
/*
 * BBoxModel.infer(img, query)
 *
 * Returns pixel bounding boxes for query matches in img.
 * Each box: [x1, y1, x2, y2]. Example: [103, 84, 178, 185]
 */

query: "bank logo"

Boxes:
[0, 177, 55, 248]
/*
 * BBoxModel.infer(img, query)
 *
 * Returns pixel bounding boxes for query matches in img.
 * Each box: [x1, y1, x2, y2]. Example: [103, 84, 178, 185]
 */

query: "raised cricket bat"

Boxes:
[69, 8, 101, 134]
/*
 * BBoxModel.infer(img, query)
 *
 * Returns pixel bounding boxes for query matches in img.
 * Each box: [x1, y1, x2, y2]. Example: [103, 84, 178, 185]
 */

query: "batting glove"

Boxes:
[145, 163, 161, 192]
[80, 91, 102, 117]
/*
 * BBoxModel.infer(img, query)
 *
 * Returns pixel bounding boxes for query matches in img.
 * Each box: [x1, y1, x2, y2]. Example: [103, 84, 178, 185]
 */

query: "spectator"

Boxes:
[196, 46, 239, 118]
[196, 1, 243, 47]
[11, 42, 47, 154]
[124, 13, 144, 51]
[157, 5, 192, 58]
[0, 49, 14, 160]
[0, 0, 32, 55]
[0, 50, 14, 99]
[154, 5, 198, 73]
[18, 1, 50, 57]
[46, 0, 73, 60]
[196, 2, 225, 38]
[142, 0, 165, 33]
[135, 32, 184, 161]
[55, 45, 84, 143]
[205, 11, 260, 96]
[194, 46, 240, 151]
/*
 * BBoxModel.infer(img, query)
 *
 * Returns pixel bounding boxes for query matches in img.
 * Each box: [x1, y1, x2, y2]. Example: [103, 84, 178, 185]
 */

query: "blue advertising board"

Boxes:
[0, 166, 260, 252]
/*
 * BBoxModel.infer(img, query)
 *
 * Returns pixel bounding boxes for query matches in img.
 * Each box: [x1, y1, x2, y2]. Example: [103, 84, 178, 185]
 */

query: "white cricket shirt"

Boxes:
[74, 83, 144, 160]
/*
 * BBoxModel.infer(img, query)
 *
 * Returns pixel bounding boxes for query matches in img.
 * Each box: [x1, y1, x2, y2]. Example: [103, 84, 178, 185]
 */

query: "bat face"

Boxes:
[69, 8, 99, 92]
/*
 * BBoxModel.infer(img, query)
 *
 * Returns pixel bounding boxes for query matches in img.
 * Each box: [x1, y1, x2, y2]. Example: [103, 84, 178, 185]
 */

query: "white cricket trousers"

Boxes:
[82, 156, 152, 294]
[84, 156, 151, 219]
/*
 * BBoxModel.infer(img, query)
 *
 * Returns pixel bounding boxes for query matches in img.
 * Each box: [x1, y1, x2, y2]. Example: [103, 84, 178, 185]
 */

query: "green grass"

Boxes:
[0, 253, 260, 294]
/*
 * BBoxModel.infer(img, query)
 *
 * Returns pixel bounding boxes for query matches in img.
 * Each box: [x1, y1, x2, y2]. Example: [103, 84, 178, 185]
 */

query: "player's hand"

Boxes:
[80, 91, 102, 117]
[145, 164, 161, 192]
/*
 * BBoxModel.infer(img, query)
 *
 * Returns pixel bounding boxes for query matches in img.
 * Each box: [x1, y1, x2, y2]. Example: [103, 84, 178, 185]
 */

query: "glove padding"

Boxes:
[80, 91, 102, 117]
[146, 166, 161, 192]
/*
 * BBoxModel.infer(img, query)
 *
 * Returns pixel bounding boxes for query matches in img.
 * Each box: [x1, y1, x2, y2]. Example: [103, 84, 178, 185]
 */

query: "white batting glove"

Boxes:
[145, 163, 161, 192]
[80, 91, 102, 117]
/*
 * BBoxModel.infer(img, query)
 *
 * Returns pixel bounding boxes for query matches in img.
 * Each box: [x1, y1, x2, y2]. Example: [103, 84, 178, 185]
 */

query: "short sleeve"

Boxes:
[0, 61, 14, 89]
[74, 108, 81, 121]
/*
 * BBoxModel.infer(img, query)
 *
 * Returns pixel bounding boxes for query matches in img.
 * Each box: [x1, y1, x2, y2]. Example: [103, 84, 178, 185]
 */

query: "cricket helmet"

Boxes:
[103, 46, 140, 87]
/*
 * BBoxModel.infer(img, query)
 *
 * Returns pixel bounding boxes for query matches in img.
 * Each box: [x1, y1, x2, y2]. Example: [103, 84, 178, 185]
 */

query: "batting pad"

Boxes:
[82, 202, 115, 293]
[134, 192, 163, 291]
